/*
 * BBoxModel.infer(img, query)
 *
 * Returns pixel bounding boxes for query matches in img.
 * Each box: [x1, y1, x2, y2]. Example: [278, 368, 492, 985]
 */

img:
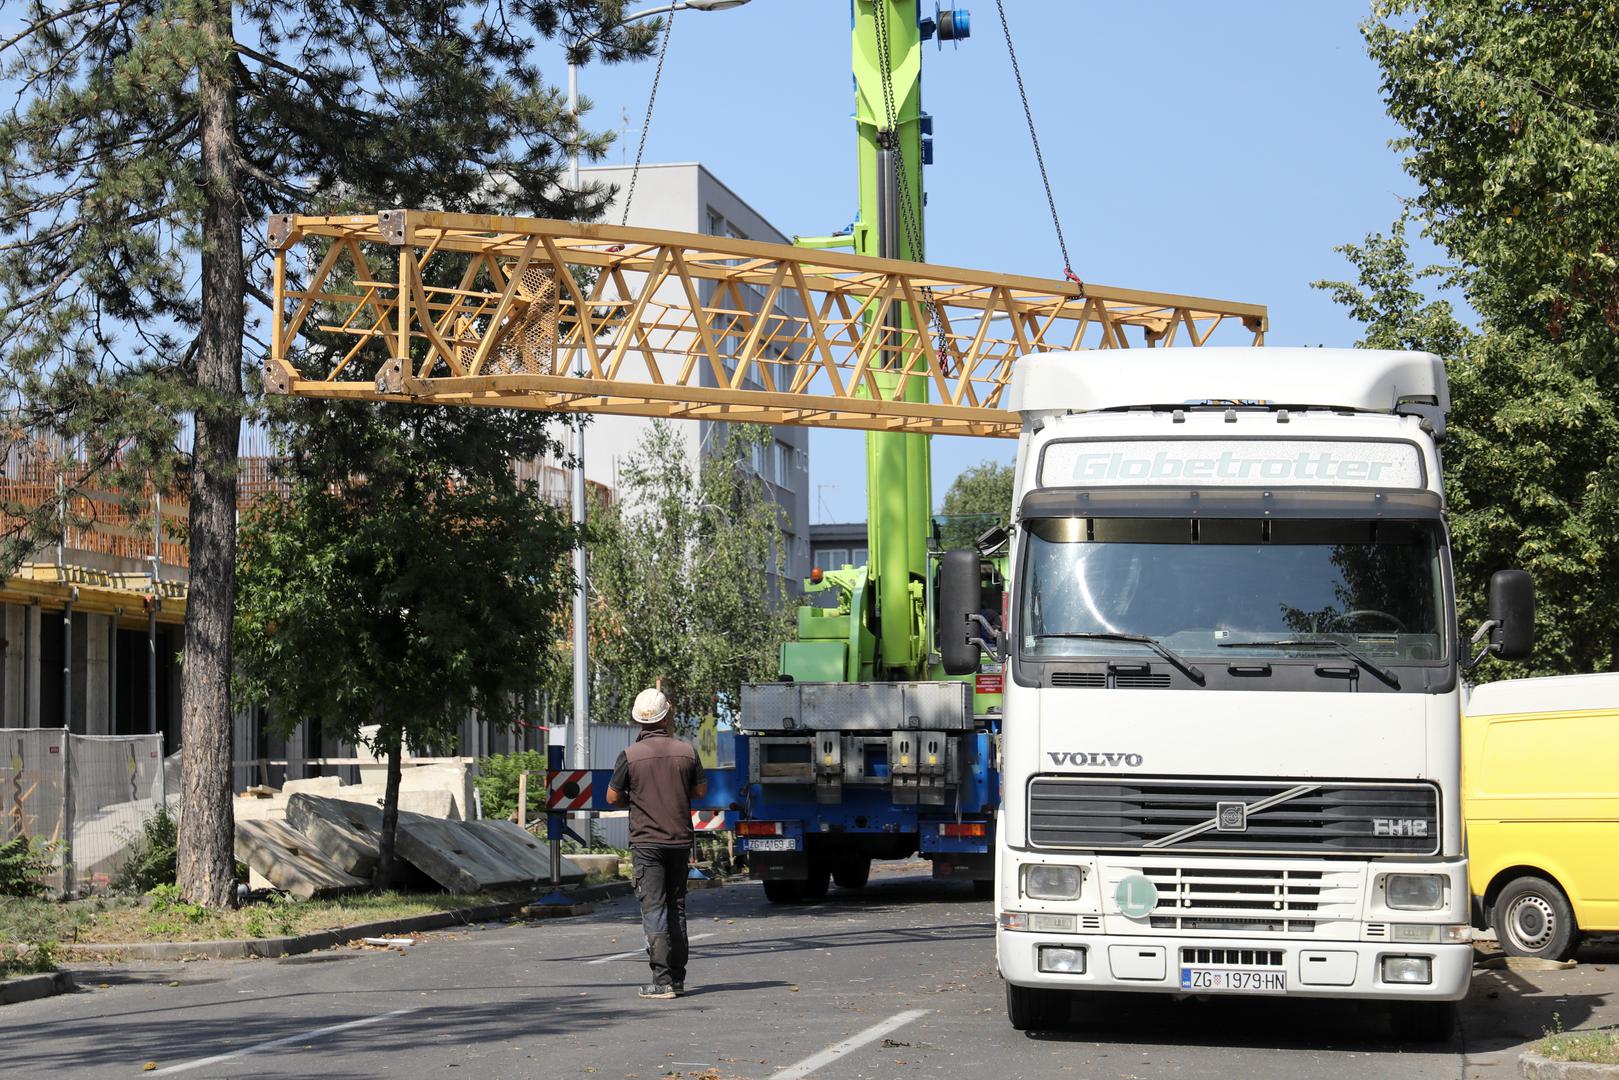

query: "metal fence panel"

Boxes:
[1, 728, 69, 892]
[69, 734, 166, 893]
[0, 729, 165, 895]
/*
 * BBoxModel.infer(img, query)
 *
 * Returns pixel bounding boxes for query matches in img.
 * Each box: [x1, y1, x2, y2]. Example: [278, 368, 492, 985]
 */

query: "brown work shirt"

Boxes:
[608, 729, 706, 848]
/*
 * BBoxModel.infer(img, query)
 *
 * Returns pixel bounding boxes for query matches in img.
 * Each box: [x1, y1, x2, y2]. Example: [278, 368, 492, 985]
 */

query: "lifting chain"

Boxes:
[621, 9, 675, 227]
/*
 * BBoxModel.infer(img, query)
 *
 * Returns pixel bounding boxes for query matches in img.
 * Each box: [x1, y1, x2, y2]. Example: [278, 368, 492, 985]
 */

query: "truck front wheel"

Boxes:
[1493, 875, 1580, 960]
[1005, 982, 1068, 1031]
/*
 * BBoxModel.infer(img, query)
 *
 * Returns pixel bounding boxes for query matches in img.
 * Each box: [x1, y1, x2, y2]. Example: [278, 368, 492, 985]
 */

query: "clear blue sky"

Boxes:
[550, 0, 1440, 523]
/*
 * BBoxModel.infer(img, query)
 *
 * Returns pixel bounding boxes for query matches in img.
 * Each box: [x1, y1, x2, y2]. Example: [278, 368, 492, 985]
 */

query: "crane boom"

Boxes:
[263, 211, 1266, 440]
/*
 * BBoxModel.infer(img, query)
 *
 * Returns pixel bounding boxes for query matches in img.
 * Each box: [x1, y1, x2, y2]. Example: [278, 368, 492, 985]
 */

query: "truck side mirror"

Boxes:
[1487, 568, 1534, 661]
[939, 549, 982, 676]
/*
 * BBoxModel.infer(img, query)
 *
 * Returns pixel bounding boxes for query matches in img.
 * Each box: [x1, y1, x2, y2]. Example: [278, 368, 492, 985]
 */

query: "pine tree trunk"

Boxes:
[176, 0, 244, 910]
[375, 732, 404, 891]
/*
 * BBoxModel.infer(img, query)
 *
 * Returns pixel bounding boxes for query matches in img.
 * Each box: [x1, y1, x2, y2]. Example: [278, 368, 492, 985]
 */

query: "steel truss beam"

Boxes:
[266, 210, 1268, 438]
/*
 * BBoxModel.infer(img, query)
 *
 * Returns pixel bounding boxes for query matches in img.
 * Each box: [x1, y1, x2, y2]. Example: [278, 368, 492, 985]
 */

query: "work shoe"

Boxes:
[637, 983, 676, 1000]
[671, 983, 685, 996]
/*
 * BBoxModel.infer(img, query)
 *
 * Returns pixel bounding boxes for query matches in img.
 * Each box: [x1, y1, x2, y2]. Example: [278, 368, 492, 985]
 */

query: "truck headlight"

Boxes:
[1022, 864, 1082, 901]
[1380, 956, 1432, 985]
[1384, 873, 1445, 911]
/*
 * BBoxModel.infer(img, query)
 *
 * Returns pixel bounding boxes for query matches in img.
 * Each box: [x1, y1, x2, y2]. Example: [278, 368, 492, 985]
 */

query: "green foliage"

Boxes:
[937, 459, 1015, 550]
[0, 835, 57, 899]
[1317, 5, 1619, 676]
[1538, 1014, 1619, 1066]
[0, 0, 655, 570]
[236, 404, 575, 757]
[242, 893, 300, 940]
[586, 421, 794, 731]
[112, 806, 179, 894]
[475, 750, 547, 823]
[0, 897, 69, 976]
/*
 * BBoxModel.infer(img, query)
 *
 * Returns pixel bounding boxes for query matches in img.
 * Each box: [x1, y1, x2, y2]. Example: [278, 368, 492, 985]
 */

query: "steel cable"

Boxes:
[993, 0, 1083, 293]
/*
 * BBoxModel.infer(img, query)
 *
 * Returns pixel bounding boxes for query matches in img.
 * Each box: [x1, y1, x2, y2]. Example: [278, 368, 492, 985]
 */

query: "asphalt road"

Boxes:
[7, 861, 1617, 1080]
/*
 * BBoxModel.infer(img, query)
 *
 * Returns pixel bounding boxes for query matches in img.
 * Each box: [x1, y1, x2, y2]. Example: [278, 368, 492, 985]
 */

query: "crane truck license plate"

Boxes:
[748, 838, 797, 851]
[1180, 967, 1287, 994]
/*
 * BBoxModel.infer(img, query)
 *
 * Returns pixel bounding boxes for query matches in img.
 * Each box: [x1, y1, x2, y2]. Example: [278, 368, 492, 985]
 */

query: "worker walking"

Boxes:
[606, 686, 707, 999]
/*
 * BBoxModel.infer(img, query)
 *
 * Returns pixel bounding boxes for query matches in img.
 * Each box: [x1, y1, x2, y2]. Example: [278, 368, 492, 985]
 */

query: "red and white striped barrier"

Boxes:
[691, 810, 729, 832]
[546, 769, 593, 811]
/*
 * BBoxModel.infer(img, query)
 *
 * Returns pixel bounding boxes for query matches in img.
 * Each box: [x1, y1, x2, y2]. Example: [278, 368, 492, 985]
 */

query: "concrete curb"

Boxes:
[0, 971, 75, 1006]
[62, 880, 634, 963]
[1521, 1052, 1619, 1079]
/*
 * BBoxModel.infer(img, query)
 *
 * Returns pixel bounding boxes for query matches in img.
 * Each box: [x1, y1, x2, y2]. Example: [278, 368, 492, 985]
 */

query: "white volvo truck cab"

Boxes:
[937, 348, 1535, 1042]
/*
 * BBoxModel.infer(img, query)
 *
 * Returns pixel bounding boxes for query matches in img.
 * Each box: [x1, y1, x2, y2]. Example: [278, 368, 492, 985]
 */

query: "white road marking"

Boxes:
[587, 932, 716, 964]
[766, 1009, 929, 1080]
[149, 1008, 416, 1075]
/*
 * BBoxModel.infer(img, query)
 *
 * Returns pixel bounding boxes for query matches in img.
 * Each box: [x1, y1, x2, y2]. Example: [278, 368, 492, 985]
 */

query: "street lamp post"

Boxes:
[565, 0, 751, 776]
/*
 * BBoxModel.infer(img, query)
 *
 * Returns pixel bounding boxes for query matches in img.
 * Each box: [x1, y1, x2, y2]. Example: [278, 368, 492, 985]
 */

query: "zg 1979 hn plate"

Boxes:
[1179, 967, 1286, 994]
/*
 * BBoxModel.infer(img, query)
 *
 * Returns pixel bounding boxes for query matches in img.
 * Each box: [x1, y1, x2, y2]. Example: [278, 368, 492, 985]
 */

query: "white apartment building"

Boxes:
[568, 162, 814, 593]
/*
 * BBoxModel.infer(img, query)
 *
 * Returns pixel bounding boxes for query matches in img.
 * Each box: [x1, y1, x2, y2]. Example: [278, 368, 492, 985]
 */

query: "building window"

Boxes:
[852, 547, 868, 566]
[814, 548, 849, 572]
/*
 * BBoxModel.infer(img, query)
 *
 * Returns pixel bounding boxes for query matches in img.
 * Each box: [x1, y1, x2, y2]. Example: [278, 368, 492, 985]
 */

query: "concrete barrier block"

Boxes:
[391, 815, 530, 893]
[283, 776, 346, 796]
[285, 793, 379, 878]
[467, 820, 584, 882]
[567, 853, 623, 879]
[234, 819, 367, 900]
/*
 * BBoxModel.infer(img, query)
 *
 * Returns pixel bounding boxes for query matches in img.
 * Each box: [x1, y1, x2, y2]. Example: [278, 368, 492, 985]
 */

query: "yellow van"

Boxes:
[1463, 673, 1619, 959]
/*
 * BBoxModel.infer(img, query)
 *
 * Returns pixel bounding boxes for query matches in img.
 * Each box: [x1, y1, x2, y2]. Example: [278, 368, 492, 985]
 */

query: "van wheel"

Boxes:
[1493, 875, 1580, 961]
[762, 879, 804, 904]
[1390, 1001, 1456, 1043]
[1005, 982, 1068, 1031]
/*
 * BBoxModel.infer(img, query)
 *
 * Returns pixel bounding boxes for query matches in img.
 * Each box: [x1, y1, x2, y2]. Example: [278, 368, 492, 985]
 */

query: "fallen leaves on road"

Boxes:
[142, 1064, 156, 1072]
[881, 1039, 910, 1048]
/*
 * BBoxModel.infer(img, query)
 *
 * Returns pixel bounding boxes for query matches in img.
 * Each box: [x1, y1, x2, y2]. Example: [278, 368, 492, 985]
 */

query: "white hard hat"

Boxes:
[632, 687, 672, 725]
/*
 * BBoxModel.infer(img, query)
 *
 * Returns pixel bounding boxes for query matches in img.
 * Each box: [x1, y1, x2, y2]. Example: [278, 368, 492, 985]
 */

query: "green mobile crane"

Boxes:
[735, 3, 1004, 902]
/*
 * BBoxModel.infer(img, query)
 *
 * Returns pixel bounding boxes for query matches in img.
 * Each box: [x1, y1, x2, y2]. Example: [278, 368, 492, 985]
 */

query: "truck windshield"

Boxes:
[1018, 517, 1447, 663]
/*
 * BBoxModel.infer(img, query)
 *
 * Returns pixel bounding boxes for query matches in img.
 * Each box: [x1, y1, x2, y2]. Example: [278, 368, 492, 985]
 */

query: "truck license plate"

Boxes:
[1179, 967, 1287, 994]
[748, 838, 797, 851]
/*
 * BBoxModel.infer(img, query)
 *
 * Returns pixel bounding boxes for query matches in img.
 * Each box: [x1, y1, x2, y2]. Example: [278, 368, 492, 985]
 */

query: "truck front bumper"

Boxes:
[997, 929, 1471, 1001]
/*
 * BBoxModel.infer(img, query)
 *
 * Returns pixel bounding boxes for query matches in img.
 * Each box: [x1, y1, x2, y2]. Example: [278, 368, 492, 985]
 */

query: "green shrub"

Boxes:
[112, 806, 178, 894]
[0, 835, 58, 898]
[474, 750, 546, 822]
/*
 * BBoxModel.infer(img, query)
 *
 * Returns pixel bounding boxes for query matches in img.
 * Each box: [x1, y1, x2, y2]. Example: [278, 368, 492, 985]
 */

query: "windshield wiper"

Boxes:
[1216, 639, 1401, 689]
[1034, 632, 1206, 685]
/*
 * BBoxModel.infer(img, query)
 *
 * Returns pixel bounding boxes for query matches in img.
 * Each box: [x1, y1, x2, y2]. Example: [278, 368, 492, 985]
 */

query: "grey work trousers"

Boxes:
[631, 845, 691, 987]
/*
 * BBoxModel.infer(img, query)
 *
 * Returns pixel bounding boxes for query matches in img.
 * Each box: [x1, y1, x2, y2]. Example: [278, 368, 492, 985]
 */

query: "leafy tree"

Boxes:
[1, 0, 652, 906]
[1318, 2, 1619, 675]
[586, 421, 793, 732]
[937, 459, 1015, 550]
[234, 404, 575, 888]
[474, 750, 547, 824]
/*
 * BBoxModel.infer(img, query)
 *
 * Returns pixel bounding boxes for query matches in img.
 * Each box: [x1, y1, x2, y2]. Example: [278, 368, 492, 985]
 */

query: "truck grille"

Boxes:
[1029, 776, 1440, 855]
[1182, 947, 1284, 967]
[1105, 862, 1363, 935]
